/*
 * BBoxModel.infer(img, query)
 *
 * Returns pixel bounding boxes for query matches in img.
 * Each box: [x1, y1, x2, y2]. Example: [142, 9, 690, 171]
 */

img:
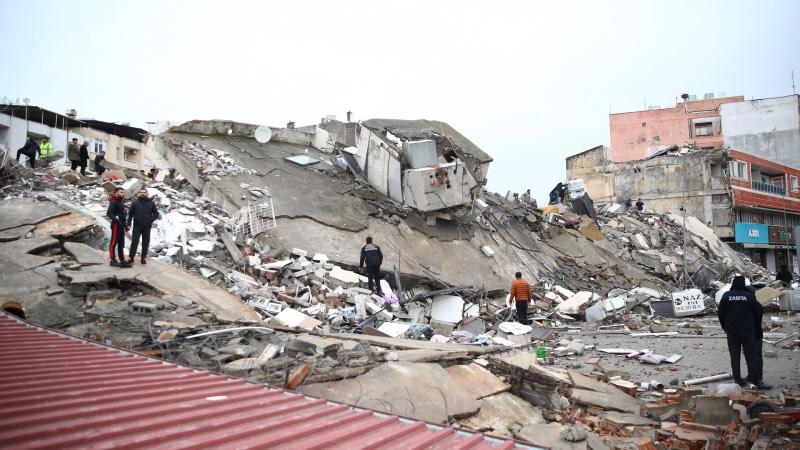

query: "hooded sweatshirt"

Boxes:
[718, 276, 762, 334]
[107, 194, 126, 226]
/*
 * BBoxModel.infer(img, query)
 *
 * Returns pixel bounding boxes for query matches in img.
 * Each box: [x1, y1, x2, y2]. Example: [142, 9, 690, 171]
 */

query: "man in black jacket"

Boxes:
[127, 187, 159, 264]
[78, 140, 90, 176]
[107, 187, 131, 268]
[359, 236, 383, 296]
[94, 150, 106, 176]
[718, 276, 770, 389]
[15, 137, 39, 168]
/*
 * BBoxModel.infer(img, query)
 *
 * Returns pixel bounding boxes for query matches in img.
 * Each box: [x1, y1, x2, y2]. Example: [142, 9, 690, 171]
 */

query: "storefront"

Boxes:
[734, 222, 798, 273]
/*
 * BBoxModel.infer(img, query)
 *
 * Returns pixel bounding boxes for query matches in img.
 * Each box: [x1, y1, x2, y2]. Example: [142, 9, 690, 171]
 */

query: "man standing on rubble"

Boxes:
[127, 187, 160, 265]
[67, 138, 80, 171]
[636, 198, 644, 211]
[15, 136, 39, 168]
[718, 276, 770, 389]
[508, 272, 531, 324]
[79, 140, 90, 176]
[359, 236, 383, 296]
[94, 150, 106, 176]
[107, 187, 131, 268]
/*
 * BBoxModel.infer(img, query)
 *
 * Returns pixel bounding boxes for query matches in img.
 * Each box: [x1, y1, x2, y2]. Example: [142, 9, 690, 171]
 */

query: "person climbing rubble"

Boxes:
[636, 198, 644, 211]
[127, 187, 160, 265]
[359, 236, 383, 296]
[508, 271, 531, 324]
[107, 187, 131, 268]
[548, 182, 566, 205]
[15, 137, 39, 168]
[718, 275, 771, 389]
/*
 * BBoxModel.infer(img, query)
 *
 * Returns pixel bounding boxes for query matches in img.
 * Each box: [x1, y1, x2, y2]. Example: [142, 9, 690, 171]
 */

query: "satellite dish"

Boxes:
[254, 126, 272, 144]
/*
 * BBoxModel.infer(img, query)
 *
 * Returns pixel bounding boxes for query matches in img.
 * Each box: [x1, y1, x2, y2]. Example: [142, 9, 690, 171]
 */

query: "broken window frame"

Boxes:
[694, 122, 713, 137]
[727, 160, 747, 180]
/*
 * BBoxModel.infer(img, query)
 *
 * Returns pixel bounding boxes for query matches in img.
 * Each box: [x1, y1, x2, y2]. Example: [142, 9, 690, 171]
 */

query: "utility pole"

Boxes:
[792, 70, 797, 95]
[680, 93, 691, 288]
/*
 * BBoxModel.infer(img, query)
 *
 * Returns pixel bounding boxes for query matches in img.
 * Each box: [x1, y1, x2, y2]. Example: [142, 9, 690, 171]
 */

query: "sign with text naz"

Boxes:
[672, 288, 706, 317]
[734, 222, 769, 244]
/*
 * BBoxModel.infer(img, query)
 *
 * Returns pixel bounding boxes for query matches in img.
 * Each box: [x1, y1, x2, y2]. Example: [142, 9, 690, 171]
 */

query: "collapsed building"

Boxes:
[567, 145, 800, 273]
[1, 116, 799, 448]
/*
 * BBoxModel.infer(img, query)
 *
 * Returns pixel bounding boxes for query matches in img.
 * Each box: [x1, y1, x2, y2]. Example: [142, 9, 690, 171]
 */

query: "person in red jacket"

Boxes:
[508, 272, 531, 324]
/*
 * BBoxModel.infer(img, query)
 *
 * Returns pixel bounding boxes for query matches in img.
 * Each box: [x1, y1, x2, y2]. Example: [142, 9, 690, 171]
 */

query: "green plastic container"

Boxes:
[536, 346, 548, 359]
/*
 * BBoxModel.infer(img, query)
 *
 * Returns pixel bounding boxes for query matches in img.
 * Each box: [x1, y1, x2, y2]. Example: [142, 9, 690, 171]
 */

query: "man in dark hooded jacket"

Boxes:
[15, 137, 39, 168]
[718, 276, 770, 389]
[126, 187, 160, 264]
[106, 187, 131, 268]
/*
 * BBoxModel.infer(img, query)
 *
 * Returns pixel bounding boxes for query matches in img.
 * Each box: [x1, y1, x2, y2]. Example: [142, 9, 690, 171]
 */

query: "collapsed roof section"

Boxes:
[354, 118, 493, 213]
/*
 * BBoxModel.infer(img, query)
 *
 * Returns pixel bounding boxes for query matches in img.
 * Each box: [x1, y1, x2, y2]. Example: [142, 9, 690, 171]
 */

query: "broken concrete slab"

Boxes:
[0, 198, 69, 232]
[517, 423, 586, 449]
[272, 308, 322, 331]
[63, 242, 106, 266]
[446, 363, 509, 400]
[459, 392, 545, 436]
[31, 212, 96, 238]
[555, 291, 593, 314]
[0, 236, 61, 270]
[299, 362, 481, 423]
[0, 224, 35, 242]
[569, 388, 643, 414]
[58, 248, 262, 323]
[568, 371, 621, 396]
[691, 395, 739, 426]
[324, 332, 500, 355]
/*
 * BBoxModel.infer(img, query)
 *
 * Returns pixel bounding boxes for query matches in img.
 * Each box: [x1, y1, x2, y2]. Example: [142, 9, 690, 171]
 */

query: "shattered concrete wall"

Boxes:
[721, 95, 800, 170]
[566, 146, 615, 202]
[567, 150, 733, 233]
[355, 124, 400, 197]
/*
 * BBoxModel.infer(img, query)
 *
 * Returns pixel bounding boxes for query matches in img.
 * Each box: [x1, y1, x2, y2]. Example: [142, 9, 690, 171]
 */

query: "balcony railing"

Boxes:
[752, 180, 786, 196]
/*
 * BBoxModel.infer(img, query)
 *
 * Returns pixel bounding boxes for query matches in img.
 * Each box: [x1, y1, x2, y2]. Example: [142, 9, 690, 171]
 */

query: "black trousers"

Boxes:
[70, 160, 79, 171]
[366, 265, 382, 295]
[16, 149, 36, 168]
[727, 331, 761, 384]
[109, 222, 125, 261]
[129, 224, 151, 259]
[79, 160, 87, 175]
[516, 301, 529, 324]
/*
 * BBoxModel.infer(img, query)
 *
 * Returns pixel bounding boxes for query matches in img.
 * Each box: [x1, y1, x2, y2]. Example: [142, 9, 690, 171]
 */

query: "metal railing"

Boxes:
[751, 180, 786, 196]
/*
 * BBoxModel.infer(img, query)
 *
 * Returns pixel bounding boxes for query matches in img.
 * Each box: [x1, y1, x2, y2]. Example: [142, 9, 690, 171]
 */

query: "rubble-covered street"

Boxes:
[1, 117, 798, 450]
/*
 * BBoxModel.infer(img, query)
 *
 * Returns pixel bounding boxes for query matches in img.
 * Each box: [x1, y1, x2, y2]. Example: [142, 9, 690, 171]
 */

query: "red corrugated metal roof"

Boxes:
[0, 313, 537, 450]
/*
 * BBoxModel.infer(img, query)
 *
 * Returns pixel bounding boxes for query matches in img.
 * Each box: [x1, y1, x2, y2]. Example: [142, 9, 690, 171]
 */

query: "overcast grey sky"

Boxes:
[2, 0, 799, 202]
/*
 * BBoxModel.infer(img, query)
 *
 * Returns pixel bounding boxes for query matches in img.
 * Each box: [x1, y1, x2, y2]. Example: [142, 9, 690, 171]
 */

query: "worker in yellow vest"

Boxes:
[39, 137, 54, 158]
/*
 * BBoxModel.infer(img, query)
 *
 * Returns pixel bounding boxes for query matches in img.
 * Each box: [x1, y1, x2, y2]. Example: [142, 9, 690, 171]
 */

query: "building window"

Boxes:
[694, 122, 713, 137]
[92, 138, 105, 154]
[791, 176, 799, 192]
[641, 122, 646, 127]
[728, 160, 747, 180]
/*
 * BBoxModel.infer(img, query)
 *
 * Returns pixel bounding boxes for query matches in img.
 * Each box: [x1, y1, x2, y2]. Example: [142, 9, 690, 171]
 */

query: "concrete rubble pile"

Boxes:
[2, 125, 799, 447]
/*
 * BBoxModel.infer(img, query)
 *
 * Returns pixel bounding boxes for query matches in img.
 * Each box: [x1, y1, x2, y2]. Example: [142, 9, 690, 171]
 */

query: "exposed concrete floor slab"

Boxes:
[63, 242, 106, 266]
[58, 248, 262, 324]
[459, 392, 545, 437]
[0, 198, 69, 231]
[0, 236, 61, 270]
[31, 213, 96, 238]
[0, 225, 34, 242]
[162, 133, 376, 232]
[299, 362, 481, 423]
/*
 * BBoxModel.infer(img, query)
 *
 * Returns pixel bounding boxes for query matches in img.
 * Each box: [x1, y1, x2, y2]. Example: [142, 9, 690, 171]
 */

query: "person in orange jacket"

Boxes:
[508, 271, 531, 324]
